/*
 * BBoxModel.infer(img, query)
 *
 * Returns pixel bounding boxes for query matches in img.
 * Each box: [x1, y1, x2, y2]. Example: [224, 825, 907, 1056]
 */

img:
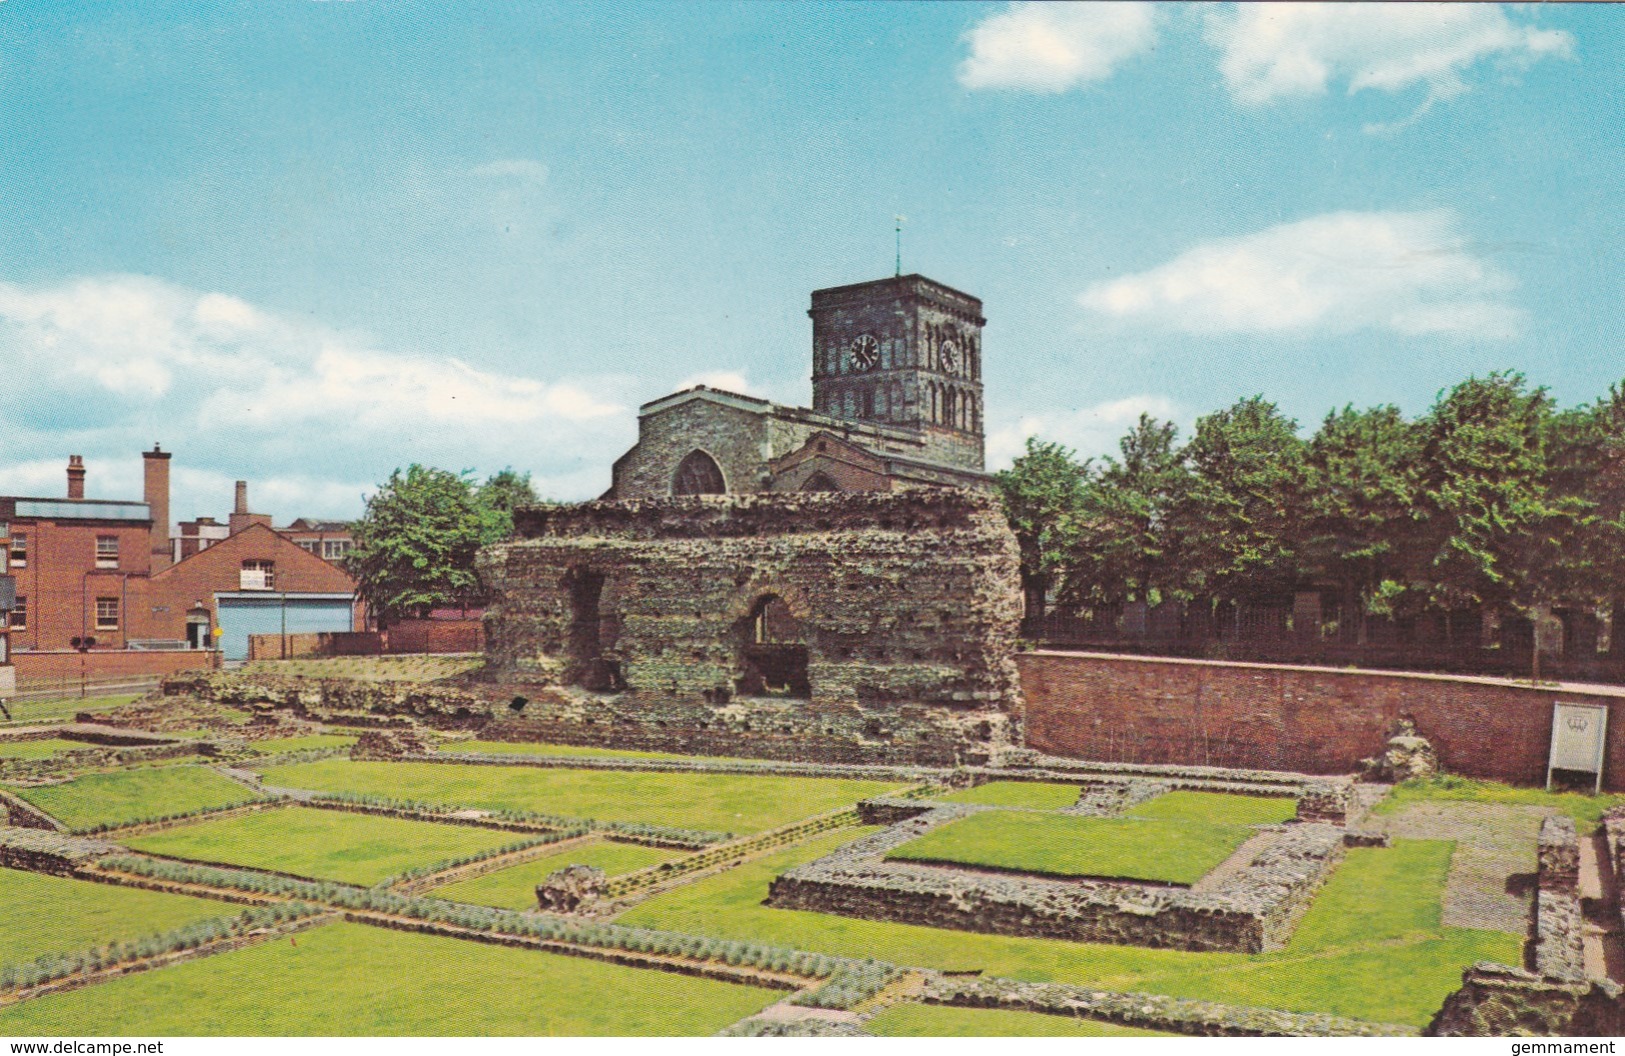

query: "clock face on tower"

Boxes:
[849, 333, 879, 372]
[939, 338, 960, 374]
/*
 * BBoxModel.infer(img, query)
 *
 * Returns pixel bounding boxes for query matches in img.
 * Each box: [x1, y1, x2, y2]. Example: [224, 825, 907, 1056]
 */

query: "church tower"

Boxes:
[808, 275, 986, 471]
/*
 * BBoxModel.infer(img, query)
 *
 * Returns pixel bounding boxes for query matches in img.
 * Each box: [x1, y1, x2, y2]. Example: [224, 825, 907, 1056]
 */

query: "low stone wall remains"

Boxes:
[1533, 815, 1585, 981]
[0, 789, 62, 831]
[921, 975, 1413, 1037]
[767, 802, 1345, 953]
[1428, 813, 1623, 1036]
[0, 827, 121, 874]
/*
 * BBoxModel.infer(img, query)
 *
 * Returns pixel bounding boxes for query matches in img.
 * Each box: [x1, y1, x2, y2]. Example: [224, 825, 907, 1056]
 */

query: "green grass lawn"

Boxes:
[888, 811, 1251, 884]
[938, 781, 1080, 810]
[1377, 775, 1625, 833]
[0, 694, 140, 728]
[251, 733, 357, 754]
[0, 920, 777, 1035]
[432, 839, 677, 908]
[0, 867, 232, 965]
[1126, 790, 1298, 827]
[619, 829, 1517, 1029]
[259, 758, 901, 834]
[865, 1003, 1176, 1037]
[5, 765, 267, 830]
[124, 807, 527, 886]
[0, 738, 87, 760]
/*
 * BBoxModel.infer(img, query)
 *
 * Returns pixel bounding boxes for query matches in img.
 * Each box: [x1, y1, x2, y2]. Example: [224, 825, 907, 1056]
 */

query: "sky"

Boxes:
[0, 1, 1618, 523]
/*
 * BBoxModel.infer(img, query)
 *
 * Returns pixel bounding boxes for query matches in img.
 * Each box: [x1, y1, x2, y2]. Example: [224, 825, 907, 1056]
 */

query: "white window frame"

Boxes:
[95, 596, 119, 631]
[95, 534, 120, 569]
[9, 531, 25, 569]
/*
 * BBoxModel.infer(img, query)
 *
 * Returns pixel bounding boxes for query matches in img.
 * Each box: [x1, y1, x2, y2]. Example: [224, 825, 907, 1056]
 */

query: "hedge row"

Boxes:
[374, 830, 589, 890]
[789, 960, 902, 1009]
[0, 902, 322, 992]
[72, 795, 282, 836]
[97, 855, 888, 981]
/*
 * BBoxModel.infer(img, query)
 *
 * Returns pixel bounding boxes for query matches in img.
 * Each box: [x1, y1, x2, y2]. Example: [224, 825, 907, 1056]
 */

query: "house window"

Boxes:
[322, 539, 352, 560]
[240, 560, 275, 590]
[10, 596, 24, 631]
[297, 540, 317, 554]
[9, 532, 25, 569]
[96, 535, 120, 569]
[95, 597, 119, 631]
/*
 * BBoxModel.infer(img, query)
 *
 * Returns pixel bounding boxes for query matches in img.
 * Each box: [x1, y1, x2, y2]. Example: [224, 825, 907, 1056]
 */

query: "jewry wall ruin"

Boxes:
[474, 489, 1025, 765]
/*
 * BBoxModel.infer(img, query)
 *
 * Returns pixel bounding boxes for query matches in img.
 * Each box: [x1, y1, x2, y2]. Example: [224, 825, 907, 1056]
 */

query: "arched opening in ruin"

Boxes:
[802, 472, 840, 492]
[563, 565, 624, 691]
[734, 593, 810, 699]
[673, 450, 726, 495]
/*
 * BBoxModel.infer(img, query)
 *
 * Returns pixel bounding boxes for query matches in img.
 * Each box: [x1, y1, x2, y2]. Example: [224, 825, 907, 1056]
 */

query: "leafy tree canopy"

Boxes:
[345, 465, 494, 627]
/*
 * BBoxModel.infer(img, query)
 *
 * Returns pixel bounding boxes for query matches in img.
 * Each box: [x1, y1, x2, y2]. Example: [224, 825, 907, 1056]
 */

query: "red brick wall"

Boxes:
[8, 519, 154, 651]
[14, 649, 212, 684]
[1018, 650, 1625, 790]
[386, 619, 482, 654]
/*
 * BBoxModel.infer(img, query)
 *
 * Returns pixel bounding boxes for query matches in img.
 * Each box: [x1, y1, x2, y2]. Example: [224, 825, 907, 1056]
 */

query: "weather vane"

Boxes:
[895, 214, 906, 277]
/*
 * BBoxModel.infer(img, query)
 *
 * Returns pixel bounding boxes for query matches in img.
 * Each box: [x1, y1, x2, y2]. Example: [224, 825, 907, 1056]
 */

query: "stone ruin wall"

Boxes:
[477, 490, 1025, 765]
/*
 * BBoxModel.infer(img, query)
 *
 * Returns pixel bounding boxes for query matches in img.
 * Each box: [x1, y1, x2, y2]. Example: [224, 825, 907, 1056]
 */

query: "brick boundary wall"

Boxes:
[1017, 651, 1625, 790]
[13, 649, 214, 685]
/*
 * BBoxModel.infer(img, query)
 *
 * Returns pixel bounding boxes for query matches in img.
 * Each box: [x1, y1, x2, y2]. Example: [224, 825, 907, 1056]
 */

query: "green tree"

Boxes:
[474, 467, 541, 544]
[1071, 414, 1190, 610]
[1415, 372, 1576, 615]
[1172, 396, 1307, 605]
[994, 437, 1092, 620]
[344, 465, 489, 628]
[1301, 404, 1423, 640]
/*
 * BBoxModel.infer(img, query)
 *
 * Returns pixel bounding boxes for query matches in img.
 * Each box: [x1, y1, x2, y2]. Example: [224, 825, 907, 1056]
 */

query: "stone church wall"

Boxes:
[612, 397, 773, 499]
[478, 490, 1025, 765]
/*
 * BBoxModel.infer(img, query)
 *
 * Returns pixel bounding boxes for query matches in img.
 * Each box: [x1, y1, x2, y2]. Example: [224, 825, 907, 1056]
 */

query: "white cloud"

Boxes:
[959, 2, 1160, 92]
[987, 394, 1181, 469]
[1079, 210, 1522, 340]
[1206, 3, 1574, 112]
[0, 274, 637, 518]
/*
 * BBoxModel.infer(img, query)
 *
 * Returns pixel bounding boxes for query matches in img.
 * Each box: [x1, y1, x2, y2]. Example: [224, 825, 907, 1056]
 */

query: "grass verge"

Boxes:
[1376, 775, 1625, 832]
[888, 811, 1251, 884]
[5, 765, 266, 831]
[432, 839, 676, 908]
[0, 920, 778, 1035]
[618, 829, 1517, 1028]
[937, 781, 1079, 810]
[0, 867, 231, 964]
[259, 758, 902, 834]
[124, 806, 530, 887]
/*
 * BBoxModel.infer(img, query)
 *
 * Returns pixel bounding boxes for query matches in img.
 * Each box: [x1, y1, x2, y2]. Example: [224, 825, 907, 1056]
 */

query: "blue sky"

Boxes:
[0, 2, 1617, 522]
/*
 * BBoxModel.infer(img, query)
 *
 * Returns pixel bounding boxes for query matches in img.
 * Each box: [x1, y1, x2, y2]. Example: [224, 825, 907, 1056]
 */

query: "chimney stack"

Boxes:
[143, 444, 172, 573]
[66, 455, 85, 500]
[228, 480, 272, 535]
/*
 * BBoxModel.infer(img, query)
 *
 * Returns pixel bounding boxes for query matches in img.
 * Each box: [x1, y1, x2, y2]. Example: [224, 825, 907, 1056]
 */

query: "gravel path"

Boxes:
[1364, 800, 1549, 935]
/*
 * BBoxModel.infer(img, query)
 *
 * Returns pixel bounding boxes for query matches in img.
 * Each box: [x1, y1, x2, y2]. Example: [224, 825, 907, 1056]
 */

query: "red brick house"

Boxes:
[147, 522, 358, 658]
[2, 449, 360, 663]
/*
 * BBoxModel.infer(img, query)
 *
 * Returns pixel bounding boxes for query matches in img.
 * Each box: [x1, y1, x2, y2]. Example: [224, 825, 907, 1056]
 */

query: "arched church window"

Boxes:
[673, 450, 726, 495]
[944, 387, 957, 428]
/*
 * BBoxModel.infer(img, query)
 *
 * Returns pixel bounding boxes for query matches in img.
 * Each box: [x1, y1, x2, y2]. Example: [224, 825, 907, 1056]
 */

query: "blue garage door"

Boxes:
[215, 593, 355, 661]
